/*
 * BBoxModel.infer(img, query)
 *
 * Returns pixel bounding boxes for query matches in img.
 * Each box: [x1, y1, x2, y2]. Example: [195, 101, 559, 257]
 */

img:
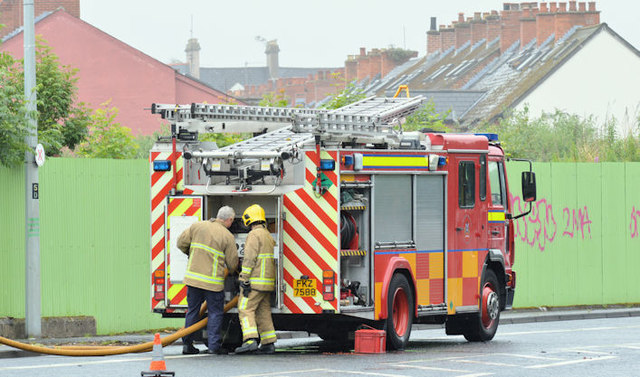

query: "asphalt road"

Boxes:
[1, 316, 640, 377]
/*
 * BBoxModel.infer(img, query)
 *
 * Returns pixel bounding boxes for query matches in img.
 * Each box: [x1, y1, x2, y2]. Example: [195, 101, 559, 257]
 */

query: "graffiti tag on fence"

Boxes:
[509, 194, 592, 251]
[631, 206, 640, 239]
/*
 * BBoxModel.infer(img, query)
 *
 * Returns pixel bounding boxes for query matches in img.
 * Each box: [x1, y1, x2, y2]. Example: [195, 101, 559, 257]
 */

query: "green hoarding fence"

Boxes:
[1, 159, 639, 334]
[507, 162, 640, 308]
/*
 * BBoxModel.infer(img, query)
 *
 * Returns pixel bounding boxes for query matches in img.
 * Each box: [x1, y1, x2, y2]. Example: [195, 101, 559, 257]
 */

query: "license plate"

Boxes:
[293, 279, 317, 297]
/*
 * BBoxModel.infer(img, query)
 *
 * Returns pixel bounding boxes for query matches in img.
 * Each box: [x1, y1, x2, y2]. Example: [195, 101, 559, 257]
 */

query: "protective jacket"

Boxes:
[239, 224, 276, 291]
[178, 219, 238, 292]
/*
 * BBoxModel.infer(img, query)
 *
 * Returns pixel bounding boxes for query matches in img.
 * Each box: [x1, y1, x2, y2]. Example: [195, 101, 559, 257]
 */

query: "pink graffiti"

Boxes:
[509, 194, 557, 252]
[631, 206, 640, 239]
[509, 195, 593, 251]
[562, 206, 592, 239]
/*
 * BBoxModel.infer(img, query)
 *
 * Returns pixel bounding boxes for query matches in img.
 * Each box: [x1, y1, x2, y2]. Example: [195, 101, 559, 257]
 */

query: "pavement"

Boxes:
[2, 306, 640, 352]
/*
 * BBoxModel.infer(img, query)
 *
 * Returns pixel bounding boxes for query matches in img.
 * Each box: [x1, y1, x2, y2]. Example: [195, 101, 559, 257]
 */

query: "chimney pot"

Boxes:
[430, 17, 437, 30]
[559, 2, 567, 11]
[578, 2, 586, 11]
[550, 2, 558, 12]
[474, 12, 481, 20]
[540, 2, 548, 12]
[458, 12, 464, 23]
[588, 1, 595, 11]
[491, 10, 499, 15]
[360, 47, 366, 56]
[569, 1, 577, 11]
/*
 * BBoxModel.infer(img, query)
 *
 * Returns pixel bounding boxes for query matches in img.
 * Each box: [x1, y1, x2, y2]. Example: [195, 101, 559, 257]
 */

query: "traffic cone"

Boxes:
[141, 333, 175, 377]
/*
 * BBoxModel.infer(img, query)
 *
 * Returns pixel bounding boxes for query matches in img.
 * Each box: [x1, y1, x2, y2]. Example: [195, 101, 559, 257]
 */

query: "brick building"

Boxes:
[1, 8, 237, 136]
[175, 39, 417, 107]
[365, 2, 640, 136]
[0, 0, 79, 39]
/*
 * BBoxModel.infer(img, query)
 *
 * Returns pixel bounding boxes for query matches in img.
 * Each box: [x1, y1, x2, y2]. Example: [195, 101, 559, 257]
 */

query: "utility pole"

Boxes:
[23, 0, 41, 338]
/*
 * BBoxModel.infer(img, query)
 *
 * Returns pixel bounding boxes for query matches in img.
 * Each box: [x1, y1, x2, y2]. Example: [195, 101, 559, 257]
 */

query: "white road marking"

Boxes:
[455, 359, 519, 367]
[0, 353, 206, 371]
[525, 355, 618, 369]
[454, 373, 494, 377]
[488, 352, 564, 360]
[394, 364, 472, 373]
[234, 369, 409, 377]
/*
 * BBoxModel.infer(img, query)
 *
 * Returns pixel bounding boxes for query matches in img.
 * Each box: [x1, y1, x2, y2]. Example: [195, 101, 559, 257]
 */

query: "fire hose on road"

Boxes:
[0, 296, 238, 356]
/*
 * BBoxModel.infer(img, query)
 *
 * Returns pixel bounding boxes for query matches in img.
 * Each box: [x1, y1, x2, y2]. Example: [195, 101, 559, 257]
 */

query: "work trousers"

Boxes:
[238, 290, 276, 345]
[182, 285, 225, 352]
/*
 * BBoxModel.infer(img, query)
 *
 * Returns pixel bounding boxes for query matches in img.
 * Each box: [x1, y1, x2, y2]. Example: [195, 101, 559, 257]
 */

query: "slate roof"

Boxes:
[176, 65, 340, 93]
[366, 23, 629, 127]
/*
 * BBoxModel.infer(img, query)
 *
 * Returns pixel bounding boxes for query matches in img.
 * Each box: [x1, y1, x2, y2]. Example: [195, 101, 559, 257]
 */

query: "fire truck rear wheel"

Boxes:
[463, 269, 500, 342]
[385, 273, 414, 350]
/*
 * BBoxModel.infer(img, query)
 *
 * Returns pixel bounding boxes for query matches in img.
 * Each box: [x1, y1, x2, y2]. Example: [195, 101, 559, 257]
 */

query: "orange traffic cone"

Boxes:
[141, 333, 175, 377]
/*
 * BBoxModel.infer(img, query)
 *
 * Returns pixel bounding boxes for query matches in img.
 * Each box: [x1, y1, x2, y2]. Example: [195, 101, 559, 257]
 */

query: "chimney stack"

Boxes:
[427, 17, 441, 54]
[185, 38, 201, 79]
[265, 40, 280, 80]
[454, 13, 471, 49]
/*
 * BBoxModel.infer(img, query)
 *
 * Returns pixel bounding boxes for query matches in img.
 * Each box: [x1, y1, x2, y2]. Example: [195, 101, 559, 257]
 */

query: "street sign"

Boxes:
[35, 143, 45, 167]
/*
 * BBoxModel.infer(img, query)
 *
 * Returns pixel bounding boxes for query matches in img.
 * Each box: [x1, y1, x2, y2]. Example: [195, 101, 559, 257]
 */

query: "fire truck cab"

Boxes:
[149, 96, 536, 349]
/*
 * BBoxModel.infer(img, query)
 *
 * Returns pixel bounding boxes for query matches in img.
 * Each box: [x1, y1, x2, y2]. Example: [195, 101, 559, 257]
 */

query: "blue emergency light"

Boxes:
[153, 160, 172, 171]
[475, 133, 499, 142]
[318, 159, 336, 171]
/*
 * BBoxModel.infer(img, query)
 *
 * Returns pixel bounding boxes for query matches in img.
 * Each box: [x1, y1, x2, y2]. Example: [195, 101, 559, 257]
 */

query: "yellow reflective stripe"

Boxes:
[239, 297, 248, 310]
[260, 330, 276, 340]
[241, 266, 253, 274]
[250, 277, 275, 284]
[191, 243, 224, 258]
[488, 211, 505, 222]
[257, 254, 273, 258]
[185, 271, 224, 284]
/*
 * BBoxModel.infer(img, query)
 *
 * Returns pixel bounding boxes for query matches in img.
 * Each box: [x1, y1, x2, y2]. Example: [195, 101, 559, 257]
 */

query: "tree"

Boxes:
[402, 100, 450, 132]
[76, 102, 139, 159]
[321, 83, 366, 110]
[0, 37, 91, 164]
[0, 51, 31, 167]
[259, 89, 290, 107]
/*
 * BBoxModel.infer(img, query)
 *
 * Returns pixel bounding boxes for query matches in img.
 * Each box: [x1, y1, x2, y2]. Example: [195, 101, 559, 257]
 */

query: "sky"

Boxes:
[81, 0, 639, 68]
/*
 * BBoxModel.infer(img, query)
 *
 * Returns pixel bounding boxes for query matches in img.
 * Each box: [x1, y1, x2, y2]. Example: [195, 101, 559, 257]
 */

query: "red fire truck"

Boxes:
[149, 96, 536, 349]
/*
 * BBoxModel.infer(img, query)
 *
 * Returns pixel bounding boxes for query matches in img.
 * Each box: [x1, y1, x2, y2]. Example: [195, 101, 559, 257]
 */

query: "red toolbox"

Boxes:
[354, 328, 386, 353]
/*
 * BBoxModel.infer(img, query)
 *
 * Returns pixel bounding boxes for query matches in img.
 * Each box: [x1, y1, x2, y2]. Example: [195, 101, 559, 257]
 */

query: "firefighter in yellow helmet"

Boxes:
[234, 204, 277, 354]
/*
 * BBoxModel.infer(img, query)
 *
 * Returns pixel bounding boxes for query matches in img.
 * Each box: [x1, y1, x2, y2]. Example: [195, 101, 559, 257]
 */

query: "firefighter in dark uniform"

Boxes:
[234, 204, 277, 354]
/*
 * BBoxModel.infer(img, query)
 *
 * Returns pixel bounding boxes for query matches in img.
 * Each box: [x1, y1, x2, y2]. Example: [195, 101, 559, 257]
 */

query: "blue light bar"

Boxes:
[318, 159, 336, 171]
[475, 133, 499, 142]
[153, 160, 171, 171]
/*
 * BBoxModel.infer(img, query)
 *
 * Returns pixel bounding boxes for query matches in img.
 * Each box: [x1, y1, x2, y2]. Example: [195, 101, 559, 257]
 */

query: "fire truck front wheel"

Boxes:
[385, 273, 414, 350]
[464, 269, 500, 342]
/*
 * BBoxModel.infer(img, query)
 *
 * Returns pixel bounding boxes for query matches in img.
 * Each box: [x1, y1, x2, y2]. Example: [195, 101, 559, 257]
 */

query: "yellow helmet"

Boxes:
[242, 204, 266, 227]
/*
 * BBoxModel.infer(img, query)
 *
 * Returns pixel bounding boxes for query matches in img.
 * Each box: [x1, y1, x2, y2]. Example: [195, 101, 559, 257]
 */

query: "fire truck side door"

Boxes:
[487, 159, 507, 254]
[452, 156, 482, 252]
[165, 196, 204, 308]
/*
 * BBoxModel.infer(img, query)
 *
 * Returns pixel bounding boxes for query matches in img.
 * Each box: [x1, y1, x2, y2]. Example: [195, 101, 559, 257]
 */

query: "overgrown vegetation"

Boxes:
[321, 82, 366, 110]
[403, 100, 451, 132]
[75, 102, 139, 159]
[479, 106, 640, 162]
[385, 47, 418, 65]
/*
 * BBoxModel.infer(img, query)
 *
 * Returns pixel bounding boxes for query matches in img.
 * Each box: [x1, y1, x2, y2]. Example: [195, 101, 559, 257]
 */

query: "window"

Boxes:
[488, 161, 504, 206]
[458, 161, 475, 208]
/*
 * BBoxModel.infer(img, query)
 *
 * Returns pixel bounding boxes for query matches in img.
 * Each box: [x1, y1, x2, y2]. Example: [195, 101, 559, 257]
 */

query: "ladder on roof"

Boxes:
[151, 96, 425, 141]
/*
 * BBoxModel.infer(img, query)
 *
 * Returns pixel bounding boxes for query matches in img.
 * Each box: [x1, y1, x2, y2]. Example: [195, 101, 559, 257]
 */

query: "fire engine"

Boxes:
[148, 96, 536, 349]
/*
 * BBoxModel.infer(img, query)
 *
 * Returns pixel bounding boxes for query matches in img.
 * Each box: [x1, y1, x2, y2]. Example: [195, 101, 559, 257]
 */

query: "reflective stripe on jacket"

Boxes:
[177, 219, 238, 292]
[239, 225, 276, 291]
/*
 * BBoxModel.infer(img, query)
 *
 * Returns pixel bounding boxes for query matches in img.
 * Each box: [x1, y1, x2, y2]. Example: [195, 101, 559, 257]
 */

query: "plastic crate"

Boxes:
[354, 328, 386, 353]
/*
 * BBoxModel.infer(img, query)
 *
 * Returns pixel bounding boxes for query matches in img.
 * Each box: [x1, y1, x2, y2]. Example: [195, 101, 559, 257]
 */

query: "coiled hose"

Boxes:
[0, 296, 238, 356]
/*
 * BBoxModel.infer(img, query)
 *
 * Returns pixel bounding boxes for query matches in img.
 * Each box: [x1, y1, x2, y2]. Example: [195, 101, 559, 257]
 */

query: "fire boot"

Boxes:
[182, 344, 200, 355]
[234, 339, 259, 354]
[257, 343, 275, 354]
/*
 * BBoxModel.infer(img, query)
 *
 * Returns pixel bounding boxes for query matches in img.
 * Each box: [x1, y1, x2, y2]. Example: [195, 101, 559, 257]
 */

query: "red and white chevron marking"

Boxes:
[282, 150, 339, 314]
[150, 151, 183, 310]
